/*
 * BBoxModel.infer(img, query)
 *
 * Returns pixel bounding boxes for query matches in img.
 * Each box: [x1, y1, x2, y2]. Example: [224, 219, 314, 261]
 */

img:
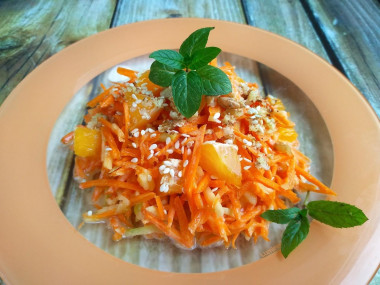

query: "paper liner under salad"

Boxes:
[61, 59, 337, 250]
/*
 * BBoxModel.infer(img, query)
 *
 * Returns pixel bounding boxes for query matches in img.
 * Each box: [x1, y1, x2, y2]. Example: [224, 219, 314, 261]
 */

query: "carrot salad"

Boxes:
[61, 60, 336, 249]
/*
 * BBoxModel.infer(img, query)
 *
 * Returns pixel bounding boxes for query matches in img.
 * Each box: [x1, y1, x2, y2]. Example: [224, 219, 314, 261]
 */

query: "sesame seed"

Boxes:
[131, 128, 139, 133]
[215, 119, 222, 124]
[225, 139, 233, 144]
[244, 165, 251, 170]
[252, 120, 259, 125]
[178, 170, 183, 178]
[166, 137, 171, 145]
[132, 102, 137, 108]
[132, 142, 137, 148]
[163, 168, 170, 174]
[131, 158, 138, 163]
[183, 160, 189, 167]
[243, 139, 252, 146]
[239, 157, 243, 161]
[164, 209, 168, 214]
[159, 165, 166, 172]
[181, 146, 185, 154]
[243, 157, 252, 163]
[160, 183, 169, 193]
[105, 147, 112, 151]
[247, 108, 257, 115]
[133, 132, 139, 138]
[167, 149, 174, 154]
[141, 130, 146, 135]
[210, 175, 218, 179]
[181, 134, 190, 138]
[147, 153, 153, 160]
[132, 94, 138, 100]
[175, 141, 180, 149]
[169, 169, 175, 177]
[149, 144, 157, 150]
[211, 187, 219, 192]
[87, 210, 93, 216]
[218, 126, 223, 129]
[187, 148, 192, 155]
[147, 174, 152, 182]
[150, 133, 157, 138]
[213, 112, 221, 119]
[163, 161, 172, 166]
[147, 128, 154, 133]
[181, 138, 188, 145]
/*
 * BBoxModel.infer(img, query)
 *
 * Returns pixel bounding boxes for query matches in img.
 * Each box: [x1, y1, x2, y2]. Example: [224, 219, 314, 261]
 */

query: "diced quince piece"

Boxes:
[136, 167, 155, 191]
[74, 127, 101, 157]
[278, 127, 298, 143]
[199, 141, 242, 186]
[159, 159, 184, 194]
[124, 92, 163, 130]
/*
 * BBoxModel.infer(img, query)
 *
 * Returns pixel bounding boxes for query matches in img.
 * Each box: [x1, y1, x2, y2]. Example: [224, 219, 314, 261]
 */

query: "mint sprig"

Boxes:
[261, 200, 368, 258]
[149, 27, 232, 118]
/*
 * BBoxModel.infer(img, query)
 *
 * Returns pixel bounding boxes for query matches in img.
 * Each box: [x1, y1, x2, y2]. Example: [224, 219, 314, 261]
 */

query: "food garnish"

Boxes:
[61, 27, 367, 258]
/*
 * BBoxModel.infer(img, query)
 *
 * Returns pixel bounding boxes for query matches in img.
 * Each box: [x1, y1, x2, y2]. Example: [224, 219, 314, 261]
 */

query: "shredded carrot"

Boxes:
[61, 131, 74, 144]
[63, 62, 338, 250]
[117, 67, 138, 82]
[80, 179, 143, 192]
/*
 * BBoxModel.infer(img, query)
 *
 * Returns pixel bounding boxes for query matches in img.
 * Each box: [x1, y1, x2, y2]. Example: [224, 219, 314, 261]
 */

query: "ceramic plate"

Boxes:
[0, 18, 379, 284]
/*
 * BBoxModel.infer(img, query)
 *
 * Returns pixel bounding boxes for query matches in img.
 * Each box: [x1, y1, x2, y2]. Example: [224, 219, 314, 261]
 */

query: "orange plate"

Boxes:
[0, 19, 379, 285]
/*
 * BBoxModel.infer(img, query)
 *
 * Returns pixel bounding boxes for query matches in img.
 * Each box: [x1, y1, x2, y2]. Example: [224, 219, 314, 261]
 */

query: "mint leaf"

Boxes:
[307, 201, 368, 228]
[149, 49, 185, 70]
[281, 210, 310, 258]
[197, 65, 232, 96]
[179, 27, 214, 57]
[261, 208, 301, 224]
[149, 61, 177, 87]
[188, 47, 221, 70]
[171, 70, 203, 118]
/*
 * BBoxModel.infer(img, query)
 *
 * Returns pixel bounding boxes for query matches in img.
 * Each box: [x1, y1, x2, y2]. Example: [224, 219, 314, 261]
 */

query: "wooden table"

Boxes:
[0, 0, 379, 283]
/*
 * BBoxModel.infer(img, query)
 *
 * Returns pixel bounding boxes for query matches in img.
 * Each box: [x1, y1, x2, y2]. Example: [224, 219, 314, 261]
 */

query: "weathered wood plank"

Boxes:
[241, 0, 330, 61]
[112, 0, 246, 25]
[0, 0, 117, 104]
[304, 0, 380, 117]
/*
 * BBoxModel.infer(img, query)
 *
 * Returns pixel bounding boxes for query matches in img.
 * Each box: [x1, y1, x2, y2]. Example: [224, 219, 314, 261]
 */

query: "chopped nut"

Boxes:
[218, 96, 241, 109]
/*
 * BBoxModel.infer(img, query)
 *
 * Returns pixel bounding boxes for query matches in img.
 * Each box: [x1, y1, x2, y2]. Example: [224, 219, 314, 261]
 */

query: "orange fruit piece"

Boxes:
[124, 92, 163, 130]
[199, 142, 242, 186]
[74, 127, 101, 157]
[278, 127, 298, 142]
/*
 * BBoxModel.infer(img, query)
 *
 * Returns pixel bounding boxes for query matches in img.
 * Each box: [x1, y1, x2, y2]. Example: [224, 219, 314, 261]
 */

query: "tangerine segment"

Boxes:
[199, 141, 242, 186]
[74, 127, 101, 157]
[124, 92, 163, 130]
[278, 127, 298, 142]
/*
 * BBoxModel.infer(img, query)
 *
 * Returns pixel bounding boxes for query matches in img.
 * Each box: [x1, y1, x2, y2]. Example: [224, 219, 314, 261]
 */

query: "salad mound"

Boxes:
[61, 60, 336, 249]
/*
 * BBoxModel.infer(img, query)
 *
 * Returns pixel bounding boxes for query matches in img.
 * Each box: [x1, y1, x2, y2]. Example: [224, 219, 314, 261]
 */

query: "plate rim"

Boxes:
[0, 18, 379, 284]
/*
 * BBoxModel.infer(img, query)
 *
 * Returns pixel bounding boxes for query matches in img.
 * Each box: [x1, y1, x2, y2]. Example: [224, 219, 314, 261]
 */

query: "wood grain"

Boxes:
[0, 0, 117, 104]
[241, 0, 330, 61]
[304, 0, 380, 117]
[112, 0, 246, 25]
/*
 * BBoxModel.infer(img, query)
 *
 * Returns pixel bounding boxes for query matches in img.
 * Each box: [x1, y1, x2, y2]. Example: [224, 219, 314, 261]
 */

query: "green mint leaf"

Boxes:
[261, 208, 301, 224]
[307, 201, 368, 228]
[149, 61, 177, 87]
[171, 70, 203, 118]
[179, 27, 214, 57]
[188, 47, 221, 70]
[281, 210, 310, 258]
[149, 49, 185, 70]
[196, 65, 232, 96]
